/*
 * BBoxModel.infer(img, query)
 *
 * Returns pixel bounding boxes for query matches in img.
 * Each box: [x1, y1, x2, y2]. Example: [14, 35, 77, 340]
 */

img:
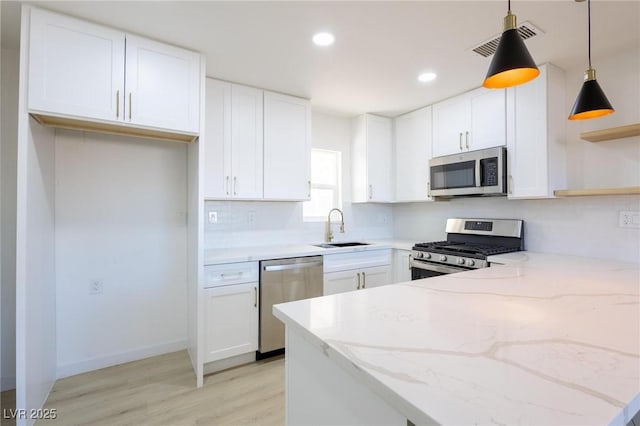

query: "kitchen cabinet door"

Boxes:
[432, 96, 469, 157]
[323, 270, 358, 296]
[28, 8, 125, 122]
[394, 106, 433, 202]
[469, 88, 506, 151]
[203, 283, 258, 363]
[507, 63, 566, 199]
[359, 265, 392, 289]
[125, 34, 201, 133]
[231, 84, 264, 199]
[204, 79, 232, 199]
[352, 114, 393, 202]
[263, 91, 311, 200]
[393, 249, 412, 283]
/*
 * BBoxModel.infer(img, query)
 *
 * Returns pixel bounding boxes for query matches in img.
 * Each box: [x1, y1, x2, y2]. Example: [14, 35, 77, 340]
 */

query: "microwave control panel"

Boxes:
[480, 157, 498, 186]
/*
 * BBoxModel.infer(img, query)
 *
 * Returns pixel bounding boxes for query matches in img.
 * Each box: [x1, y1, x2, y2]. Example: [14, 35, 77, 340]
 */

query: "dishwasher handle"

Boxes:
[263, 261, 323, 272]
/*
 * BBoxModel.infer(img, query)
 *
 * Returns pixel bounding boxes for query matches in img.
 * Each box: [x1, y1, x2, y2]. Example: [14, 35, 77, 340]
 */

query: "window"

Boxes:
[303, 149, 342, 221]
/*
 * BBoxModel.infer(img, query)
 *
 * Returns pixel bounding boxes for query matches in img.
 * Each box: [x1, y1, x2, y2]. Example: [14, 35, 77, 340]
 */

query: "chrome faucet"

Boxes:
[325, 208, 345, 242]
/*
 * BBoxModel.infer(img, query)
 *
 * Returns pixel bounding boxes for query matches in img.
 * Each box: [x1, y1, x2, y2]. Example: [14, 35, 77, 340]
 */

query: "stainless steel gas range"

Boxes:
[411, 218, 524, 279]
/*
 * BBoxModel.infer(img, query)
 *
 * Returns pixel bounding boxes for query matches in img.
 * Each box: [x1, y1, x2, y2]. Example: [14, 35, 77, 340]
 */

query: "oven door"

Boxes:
[411, 259, 471, 279]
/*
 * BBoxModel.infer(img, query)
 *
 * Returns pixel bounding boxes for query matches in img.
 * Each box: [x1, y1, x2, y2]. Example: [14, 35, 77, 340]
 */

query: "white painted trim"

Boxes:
[203, 352, 255, 376]
[56, 339, 188, 379]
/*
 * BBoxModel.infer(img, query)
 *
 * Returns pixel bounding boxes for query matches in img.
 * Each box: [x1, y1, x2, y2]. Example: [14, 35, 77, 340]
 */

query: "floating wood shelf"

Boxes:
[580, 123, 640, 142]
[554, 187, 640, 197]
[31, 113, 197, 143]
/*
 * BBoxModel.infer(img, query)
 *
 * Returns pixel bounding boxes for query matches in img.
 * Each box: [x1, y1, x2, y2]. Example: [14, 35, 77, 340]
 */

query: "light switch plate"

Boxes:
[208, 211, 218, 224]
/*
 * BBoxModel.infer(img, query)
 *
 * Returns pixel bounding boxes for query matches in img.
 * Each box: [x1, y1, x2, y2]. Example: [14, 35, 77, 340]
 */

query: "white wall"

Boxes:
[204, 111, 393, 249]
[54, 130, 189, 378]
[394, 47, 640, 264]
[1, 47, 18, 392]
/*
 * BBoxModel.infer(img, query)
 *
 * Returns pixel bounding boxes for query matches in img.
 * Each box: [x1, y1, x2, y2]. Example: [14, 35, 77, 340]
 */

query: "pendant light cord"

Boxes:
[588, 0, 592, 68]
[508, 0, 511, 13]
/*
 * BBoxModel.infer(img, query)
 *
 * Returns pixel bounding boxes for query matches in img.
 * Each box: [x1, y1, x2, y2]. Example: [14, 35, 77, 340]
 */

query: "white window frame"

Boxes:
[303, 148, 342, 222]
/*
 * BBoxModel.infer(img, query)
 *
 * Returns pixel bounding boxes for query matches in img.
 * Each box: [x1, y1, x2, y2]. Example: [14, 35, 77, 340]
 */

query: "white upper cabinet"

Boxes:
[394, 106, 433, 202]
[432, 88, 506, 157]
[352, 114, 393, 202]
[204, 79, 232, 199]
[28, 8, 125, 122]
[263, 91, 311, 201]
[230, 84, 264, 199]
[28, 7, 201, 135]
[203, 80, 263, 200]
[124, 35, 201, 133]
[507, 63, 567, 199]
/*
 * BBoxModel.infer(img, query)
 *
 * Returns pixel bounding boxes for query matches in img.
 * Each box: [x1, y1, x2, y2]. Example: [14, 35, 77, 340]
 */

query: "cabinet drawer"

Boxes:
[323, 249, 391, 274]
[204, 261, 259, 287]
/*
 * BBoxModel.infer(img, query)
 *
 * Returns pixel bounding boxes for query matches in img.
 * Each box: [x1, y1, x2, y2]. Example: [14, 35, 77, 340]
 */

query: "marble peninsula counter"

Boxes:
[274, 252, 640, 426]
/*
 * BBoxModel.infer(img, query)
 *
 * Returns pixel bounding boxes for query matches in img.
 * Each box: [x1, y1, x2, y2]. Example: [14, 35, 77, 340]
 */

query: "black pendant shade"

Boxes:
[568, 71, 614, 120]
[483, 27, 539, 89]
[568, 0, 614, 120]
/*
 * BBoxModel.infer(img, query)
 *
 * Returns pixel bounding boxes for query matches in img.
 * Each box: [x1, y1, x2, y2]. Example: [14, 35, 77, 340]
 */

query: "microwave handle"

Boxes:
[475, 160, 481, 187]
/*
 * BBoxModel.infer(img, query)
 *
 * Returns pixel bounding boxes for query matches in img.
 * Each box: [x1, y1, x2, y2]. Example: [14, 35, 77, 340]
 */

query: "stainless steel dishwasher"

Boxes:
[259, 256, 323, 357]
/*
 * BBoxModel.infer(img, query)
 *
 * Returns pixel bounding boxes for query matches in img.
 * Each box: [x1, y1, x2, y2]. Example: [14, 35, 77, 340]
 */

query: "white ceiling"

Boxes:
[2, 1, 639, 117]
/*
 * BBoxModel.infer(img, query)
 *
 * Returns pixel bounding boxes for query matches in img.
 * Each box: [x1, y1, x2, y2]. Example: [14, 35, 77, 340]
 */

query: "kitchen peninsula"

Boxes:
[274, 252, 640, 425]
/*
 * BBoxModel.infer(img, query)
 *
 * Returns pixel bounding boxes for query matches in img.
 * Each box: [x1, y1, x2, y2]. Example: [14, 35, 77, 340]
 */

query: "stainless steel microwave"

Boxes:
[429, 146, 507, 198]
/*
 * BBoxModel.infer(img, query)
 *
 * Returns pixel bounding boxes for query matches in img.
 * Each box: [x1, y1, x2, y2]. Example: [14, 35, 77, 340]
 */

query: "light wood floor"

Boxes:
[7, 351, 285, 426]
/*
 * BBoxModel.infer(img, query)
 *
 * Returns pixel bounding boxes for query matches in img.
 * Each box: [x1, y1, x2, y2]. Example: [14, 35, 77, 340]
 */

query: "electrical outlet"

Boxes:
[208, 211, 218, 224]
[619, 211, 640, 229]
[89, 280, 103, 295]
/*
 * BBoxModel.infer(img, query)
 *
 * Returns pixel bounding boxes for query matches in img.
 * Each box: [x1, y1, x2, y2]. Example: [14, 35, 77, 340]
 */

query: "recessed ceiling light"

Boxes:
[312, 32, 335, 47]
[418, 72, 437, 83]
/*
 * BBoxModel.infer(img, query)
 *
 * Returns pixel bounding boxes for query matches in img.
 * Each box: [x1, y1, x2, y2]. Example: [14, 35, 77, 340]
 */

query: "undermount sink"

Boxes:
[313, 242, 371, 248]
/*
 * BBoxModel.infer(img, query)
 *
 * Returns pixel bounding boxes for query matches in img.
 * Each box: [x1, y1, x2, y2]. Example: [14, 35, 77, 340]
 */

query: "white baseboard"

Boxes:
[203, 352, 255, 376]
[56, 339, 188, 379]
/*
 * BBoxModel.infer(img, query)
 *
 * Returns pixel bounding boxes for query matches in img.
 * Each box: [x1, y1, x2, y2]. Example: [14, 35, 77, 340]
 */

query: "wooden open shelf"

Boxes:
[31, 113, 198, 144]
[554, 187, 640, 197]
[580, 123, 640, 142]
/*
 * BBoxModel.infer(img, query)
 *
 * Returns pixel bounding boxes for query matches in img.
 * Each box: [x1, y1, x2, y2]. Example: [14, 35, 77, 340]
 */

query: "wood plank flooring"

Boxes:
[16, 351, 284, 426]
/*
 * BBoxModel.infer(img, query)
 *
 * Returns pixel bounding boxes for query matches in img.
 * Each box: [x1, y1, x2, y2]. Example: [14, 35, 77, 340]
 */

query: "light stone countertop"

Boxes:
[274, 251, 640, 426]
[203, 239, 415, 265]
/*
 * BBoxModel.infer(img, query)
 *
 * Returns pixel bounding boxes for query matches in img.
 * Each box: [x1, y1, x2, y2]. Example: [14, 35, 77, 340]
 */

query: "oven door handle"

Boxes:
[411, 260, 470, 274]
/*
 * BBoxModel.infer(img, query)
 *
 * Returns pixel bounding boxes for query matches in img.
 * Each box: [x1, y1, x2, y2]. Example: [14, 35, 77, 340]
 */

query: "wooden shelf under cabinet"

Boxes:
[580, 123, 640, 142]
[554, 187, 640, 197]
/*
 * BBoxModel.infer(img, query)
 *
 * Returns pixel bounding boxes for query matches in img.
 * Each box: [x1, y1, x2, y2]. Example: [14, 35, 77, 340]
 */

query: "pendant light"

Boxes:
[483, 0, 539, 89]
[568, 0, 614, 120]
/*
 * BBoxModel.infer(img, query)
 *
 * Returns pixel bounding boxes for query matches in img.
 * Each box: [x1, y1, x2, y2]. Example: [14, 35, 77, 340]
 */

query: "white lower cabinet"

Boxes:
[323, 250, 392, 296]
[393, 249, 412, 283]
[203, 261, 259, 363]
[203, 283, 258, 363]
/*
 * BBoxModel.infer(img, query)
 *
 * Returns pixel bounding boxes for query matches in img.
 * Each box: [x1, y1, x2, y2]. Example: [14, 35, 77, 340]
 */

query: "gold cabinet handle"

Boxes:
[465, 131, 470, 149]
[308, 180, 311, 198]
[459, 133, 463, 151]
[362, 272, 366, 288]
[233, 176, 237, 196]
[116, 90, 120, 118]
[226, 176, 230, 195]
[356, 272, 361, 290]
[254, 287, 257, 307]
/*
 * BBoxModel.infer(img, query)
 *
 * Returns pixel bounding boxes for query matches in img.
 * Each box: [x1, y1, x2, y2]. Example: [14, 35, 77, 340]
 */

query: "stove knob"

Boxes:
[424, 253, 431, 259]
[457, 258, 465, 265]
[467, 260, 475, 267]
[440, 255, 447, 262]
[416, 252, 423, 259]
